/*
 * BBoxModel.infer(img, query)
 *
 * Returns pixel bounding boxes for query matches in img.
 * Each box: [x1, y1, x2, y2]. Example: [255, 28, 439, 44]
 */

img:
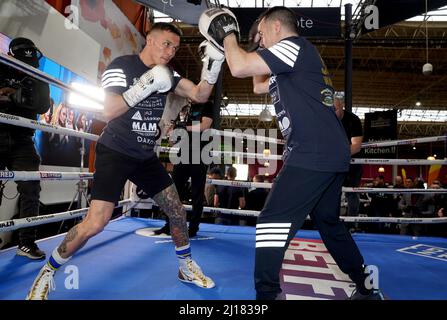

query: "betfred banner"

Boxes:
[362, 110, 398, 159]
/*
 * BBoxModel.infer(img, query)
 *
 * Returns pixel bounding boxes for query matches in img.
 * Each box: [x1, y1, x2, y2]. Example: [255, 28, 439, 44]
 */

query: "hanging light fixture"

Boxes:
[422, 0, 433, 75]
[259, 106, 273, 122]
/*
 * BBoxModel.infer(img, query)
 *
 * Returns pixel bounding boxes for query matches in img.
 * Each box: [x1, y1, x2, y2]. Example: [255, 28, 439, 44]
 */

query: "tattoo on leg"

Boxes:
[58, 225, 78, 256]
[154, 184, 189, 247]
[57, 224, 88, 258]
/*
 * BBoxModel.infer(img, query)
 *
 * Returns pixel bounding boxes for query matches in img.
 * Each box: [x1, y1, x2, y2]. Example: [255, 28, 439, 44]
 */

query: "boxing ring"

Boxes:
[1, 215, 447, 300]
[1, 52, 447, 300]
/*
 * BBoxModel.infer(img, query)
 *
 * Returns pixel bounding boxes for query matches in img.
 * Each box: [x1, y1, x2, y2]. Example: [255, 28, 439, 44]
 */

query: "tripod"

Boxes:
[58, 138, 90, 233]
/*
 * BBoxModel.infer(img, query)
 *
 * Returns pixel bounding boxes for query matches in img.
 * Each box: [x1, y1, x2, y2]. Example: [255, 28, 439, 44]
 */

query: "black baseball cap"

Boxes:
[8, 37, 42, 68]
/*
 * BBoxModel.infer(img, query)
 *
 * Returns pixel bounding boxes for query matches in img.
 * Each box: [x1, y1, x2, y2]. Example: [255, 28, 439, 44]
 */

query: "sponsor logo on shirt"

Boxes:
[321, 88, 334, 107]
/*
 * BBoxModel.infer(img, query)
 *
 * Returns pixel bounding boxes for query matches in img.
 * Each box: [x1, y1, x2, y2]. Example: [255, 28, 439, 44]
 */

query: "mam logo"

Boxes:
[132, 122, 158, 135]
[280, 238, 355, 300]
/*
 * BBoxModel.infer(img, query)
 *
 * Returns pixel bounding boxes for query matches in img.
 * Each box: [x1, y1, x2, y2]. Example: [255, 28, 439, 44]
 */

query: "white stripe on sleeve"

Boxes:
[103, 81, 127, 89]
[102, 77, 127, 88]
[257, 223, 292, 229]
[256, 234, 289, 241]
[255, 241, 287, 248]
[256, 228, 290, 234]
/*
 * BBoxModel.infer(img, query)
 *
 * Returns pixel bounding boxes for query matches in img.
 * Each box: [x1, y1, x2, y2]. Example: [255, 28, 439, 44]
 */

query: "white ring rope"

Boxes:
[0, 199, 131, 232]
[209, 129, 285, 145]
[2, 171, 445, 194]
[206, 179, 447, 193]
[0, 170, 93, 182]
[361, 136, 446, 148]
[206, 178, 272, 189]
[211, 150, 283, 160]
[0, 53, 104, 106]
[351, 158, 447, 165]
[183, 205, 447, 224]
[0, 112, 99, 141]
[184, 204, 260, 217]
[0, 112, 179, 154]
[343, 187, 447, 194]
[1, 197, 445, 234]
[209, 150, 447, 165]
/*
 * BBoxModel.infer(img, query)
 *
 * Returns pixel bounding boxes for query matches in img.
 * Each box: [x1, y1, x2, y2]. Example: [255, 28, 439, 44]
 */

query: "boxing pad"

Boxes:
[122, 65, 174, 108]
[247, 19, 261, 52]
[198, 7, 240, 52]
[198, 40, 225, 85]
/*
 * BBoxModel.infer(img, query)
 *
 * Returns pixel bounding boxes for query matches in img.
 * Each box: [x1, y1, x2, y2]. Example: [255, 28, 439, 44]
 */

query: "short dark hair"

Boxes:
[149, 22, 183, 37]
[227, 166, 237, 179]
[209, 167, 222, 176]
[258, 6, 299, 34]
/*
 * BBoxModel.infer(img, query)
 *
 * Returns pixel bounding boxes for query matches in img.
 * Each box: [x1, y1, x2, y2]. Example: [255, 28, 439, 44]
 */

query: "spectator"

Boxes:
[244, 174, 269, 226]
[0, 37, 50, 259]
[214, 166, 246, 225]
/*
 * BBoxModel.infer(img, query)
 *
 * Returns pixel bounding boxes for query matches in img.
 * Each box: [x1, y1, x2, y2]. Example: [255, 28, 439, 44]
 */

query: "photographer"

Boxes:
[0, 37, 50, 259]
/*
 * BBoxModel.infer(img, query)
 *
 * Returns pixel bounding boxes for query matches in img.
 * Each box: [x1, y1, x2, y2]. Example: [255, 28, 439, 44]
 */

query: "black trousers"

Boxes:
[0, 133, 41, 245]
[343, 164, 363, 216]
[255, 165, 366, 300]
[163, 163, 208, 232]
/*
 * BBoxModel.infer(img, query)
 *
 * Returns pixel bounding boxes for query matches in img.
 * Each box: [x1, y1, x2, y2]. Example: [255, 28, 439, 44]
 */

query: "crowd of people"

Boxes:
[171, 168, 447, 238]
[342, 175, 447, 237]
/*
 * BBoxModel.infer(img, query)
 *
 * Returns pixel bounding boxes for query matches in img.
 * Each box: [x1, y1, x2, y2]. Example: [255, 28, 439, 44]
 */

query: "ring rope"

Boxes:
[184, 205, 447, 224]
[208, 129, 285, 145]
[0, 199, 131, 232]
[361, 136, 446, 148]
[0, 53, 103, 106]
[205, 179, 447, 193]
[210, 150, 447, 165]
[2, 173, 445, 195]
[0, 170, 93, 182]
[1, 198, 445, 234]
[0, 112, 99, 141]
[351, 158, 447, 165]
[210, 150, 282, 160]
[0, 112, 179, 153]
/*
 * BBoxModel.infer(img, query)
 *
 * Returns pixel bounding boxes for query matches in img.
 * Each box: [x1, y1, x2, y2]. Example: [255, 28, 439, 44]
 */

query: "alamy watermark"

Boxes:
[64, 265, 79, 290]
[364, 265, 379, 290]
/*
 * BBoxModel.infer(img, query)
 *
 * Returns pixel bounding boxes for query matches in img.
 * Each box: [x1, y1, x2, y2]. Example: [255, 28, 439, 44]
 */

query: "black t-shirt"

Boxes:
[177, 101, 214, 126]
[216, 185, 245, 209]
[174, 101, 213, 161]
[245, 188, 269, 211]
[341, 110, 363, 141]
[341, 110, 363, 159]
[99, 55, 182, 159]
[257, 36, 350, 172]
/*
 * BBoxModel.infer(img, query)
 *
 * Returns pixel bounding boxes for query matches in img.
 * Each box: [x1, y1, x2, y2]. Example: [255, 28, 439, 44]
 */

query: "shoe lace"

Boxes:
[187, 260, 206, 283]
[37, 269, 56, 300]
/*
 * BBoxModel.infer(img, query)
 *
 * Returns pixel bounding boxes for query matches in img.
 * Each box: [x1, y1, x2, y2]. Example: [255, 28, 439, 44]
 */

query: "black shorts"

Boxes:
[91, 143, 173, 203]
